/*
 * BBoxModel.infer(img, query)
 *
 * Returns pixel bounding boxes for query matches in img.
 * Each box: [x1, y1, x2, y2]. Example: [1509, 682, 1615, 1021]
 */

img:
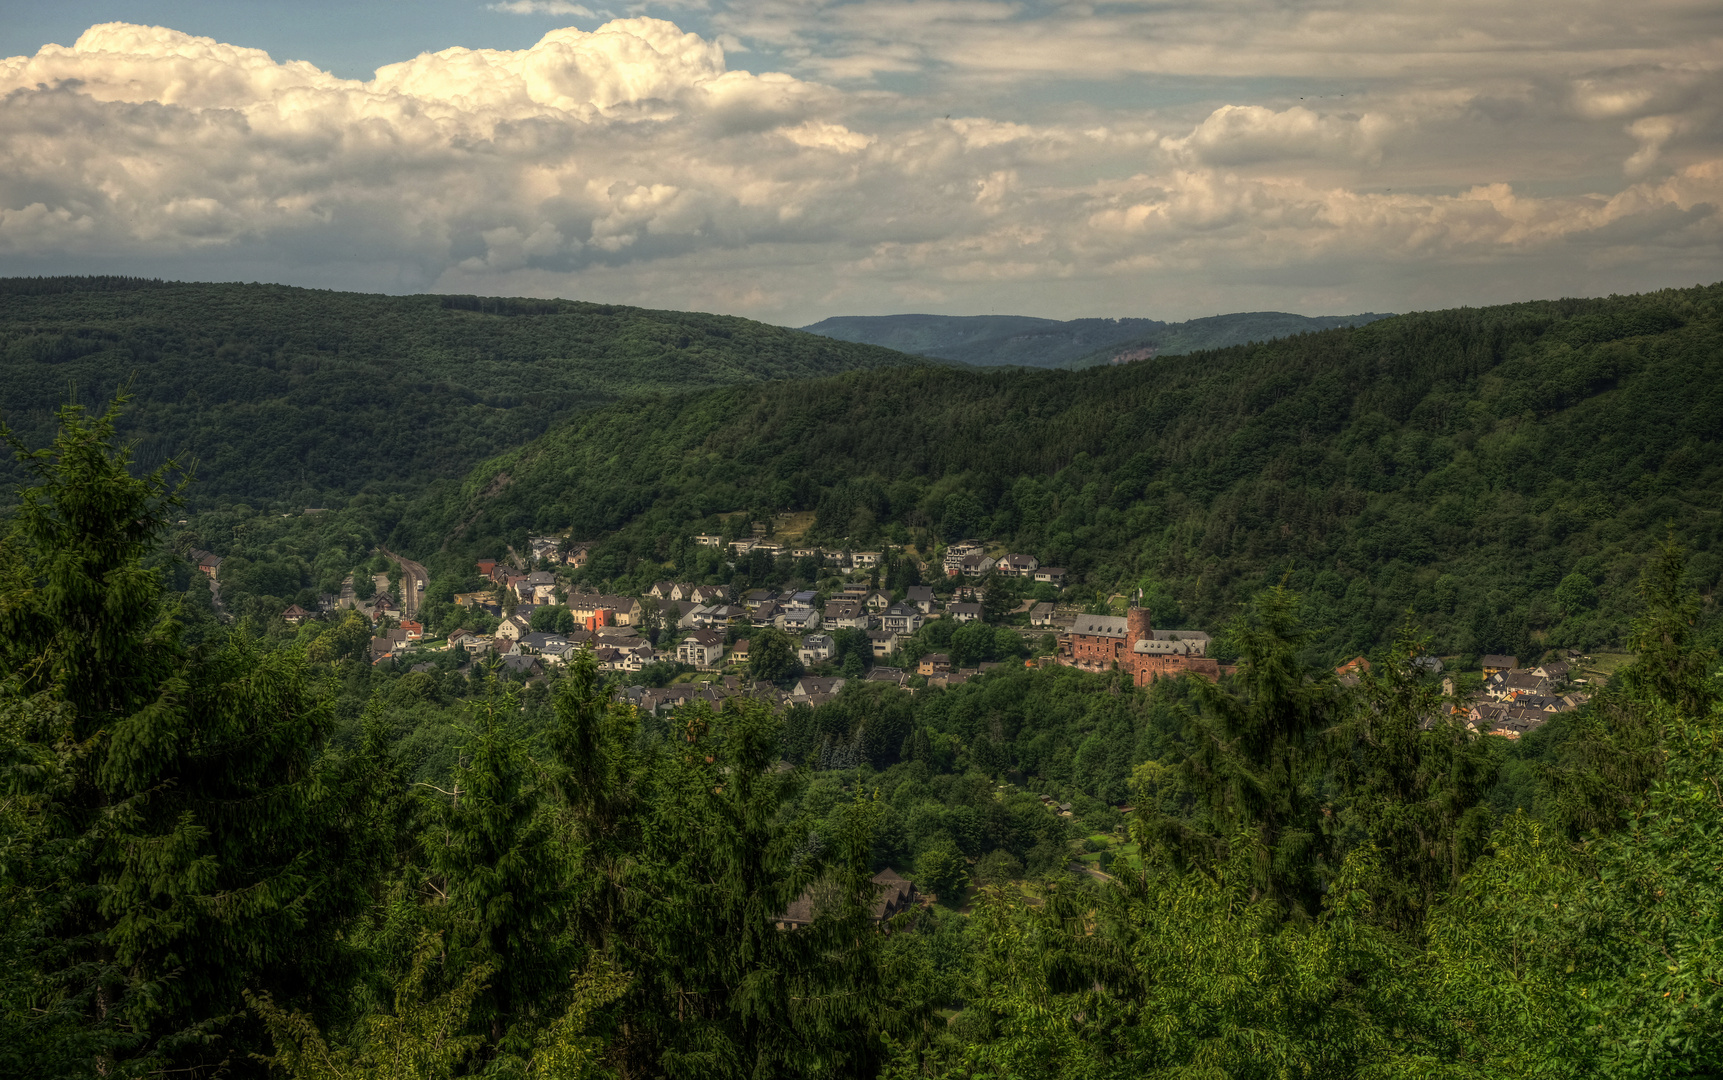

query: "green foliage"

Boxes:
[748, 626, 803, 685]
[1329, 625, 1497, 931]
[914, 840, 970, 904]
[1132, 588, 1345, 916]
[0, 400, 358, 1076]
[549, 649, 909, 1078]
[0, 278, 919, 509]
[530, 605, 575, 634]
[9, 286, 1723, 1080]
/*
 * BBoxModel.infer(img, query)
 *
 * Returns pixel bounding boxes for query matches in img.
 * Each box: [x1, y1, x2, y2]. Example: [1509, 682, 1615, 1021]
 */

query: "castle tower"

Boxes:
[1126, 603, 1152, 646]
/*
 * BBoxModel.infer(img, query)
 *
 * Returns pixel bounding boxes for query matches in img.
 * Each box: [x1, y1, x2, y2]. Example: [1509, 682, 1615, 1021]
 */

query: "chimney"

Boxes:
[1126, 604, 1152, 645]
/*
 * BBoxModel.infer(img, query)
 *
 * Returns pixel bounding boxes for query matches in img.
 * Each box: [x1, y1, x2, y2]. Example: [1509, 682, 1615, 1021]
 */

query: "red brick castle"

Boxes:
[1057, 601, 1219, 687]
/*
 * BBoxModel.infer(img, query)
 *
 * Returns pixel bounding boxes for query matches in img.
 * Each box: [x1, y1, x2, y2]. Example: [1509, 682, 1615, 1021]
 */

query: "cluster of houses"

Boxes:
[322, 527, 1089, 681]
[941, 541, 1066, 585]
[381, 535, 1076, 687]
[529, 534, 595, 569]
[1463, 655, 1589, 739]
[690, 535, 886, 570]
[617, 672, 858, 716]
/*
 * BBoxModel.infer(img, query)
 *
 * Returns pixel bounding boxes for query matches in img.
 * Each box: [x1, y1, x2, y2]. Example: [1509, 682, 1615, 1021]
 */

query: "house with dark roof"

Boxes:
[677, 630, 727, 670]
[948, 602, 984, 623]
[777, 605, 822, 633]
[792, 675, 846, 697]
[188, 549, 223, 579]
[880, 604, 924, 636]
[798, 633, 835, 666]
[1494, 671, 1552, 699]
[775, 869, 917, 930]
[1533, 661, 1571, 683]
[823, 599, 869, 630]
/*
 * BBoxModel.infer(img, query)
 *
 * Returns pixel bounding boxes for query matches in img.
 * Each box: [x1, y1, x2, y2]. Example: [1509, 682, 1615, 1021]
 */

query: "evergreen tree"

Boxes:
[1548, 537, 1723, 838]
[1328, 625, 1496, 932]
[422, 682, 570, 1058]
[1135, 587, 1344, 917]
[0, 400, 343, 1076]
[549, 659, 910, 1077]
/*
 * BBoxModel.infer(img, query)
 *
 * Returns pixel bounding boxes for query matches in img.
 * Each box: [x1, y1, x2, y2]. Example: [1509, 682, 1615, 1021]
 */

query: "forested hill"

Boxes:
[405, 283, 1723, 660]
[800, 314, 1164, 367]
[0, 278, 920, 507]
[800, 310, 1391, 368]
[1064, 309, 1395, 367]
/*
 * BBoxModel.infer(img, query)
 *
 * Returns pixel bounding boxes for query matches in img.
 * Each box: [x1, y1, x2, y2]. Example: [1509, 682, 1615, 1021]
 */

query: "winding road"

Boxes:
[380, 546, 429, 618]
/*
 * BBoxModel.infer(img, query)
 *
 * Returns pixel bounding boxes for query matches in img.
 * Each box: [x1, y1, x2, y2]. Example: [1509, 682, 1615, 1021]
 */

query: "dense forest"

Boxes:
[402, 283, 1723, 662]
[0, 277, 919, 508]
[3, 403, 1721, 1078]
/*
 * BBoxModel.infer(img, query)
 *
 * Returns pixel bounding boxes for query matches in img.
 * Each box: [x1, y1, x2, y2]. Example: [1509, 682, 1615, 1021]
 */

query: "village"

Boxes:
[255, 528, 1608, 739]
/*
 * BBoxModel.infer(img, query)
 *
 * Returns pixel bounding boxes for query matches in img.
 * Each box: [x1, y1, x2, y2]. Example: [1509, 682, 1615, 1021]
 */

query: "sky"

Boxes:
[1, 1, 1719, 325]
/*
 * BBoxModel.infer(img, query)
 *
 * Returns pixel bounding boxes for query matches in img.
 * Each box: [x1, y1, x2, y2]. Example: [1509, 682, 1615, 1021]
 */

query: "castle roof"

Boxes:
[1069, 614, 1129, 638]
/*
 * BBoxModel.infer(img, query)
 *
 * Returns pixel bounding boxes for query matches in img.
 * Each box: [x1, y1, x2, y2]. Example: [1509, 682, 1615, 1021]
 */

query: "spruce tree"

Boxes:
[0, 400, 341, 1076]
[1135, 586, 1344, 917]
[549, 653, 906, 1077]
[420, 681, 570, 1059]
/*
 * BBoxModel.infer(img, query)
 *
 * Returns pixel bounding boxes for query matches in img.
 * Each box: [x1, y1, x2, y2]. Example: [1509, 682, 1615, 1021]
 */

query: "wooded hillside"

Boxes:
[408, 283, 1723, 660]
[0, 277, 920, 507]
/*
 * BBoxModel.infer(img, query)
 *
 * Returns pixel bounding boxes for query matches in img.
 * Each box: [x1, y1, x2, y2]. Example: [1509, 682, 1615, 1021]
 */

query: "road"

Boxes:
[380, 546, 429, 618]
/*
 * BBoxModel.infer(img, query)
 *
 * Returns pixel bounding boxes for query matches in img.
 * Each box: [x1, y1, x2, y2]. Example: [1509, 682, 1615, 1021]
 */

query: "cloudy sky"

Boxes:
[2, 1, 1719, 324]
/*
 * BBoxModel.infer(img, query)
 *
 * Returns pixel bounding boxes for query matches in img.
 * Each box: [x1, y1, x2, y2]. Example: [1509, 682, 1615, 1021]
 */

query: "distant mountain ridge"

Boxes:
[802, 310, 1394, 368]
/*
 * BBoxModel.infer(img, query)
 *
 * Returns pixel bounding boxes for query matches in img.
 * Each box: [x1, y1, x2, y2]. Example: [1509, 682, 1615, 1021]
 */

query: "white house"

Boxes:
[799, 633, 835, 666]
[677, 630, 727, 670]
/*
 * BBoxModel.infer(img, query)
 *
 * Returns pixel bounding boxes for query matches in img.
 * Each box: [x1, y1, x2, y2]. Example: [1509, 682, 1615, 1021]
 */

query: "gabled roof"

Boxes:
[1134, 637, 1201, 655]
[1069, 614, 1128, 637]
[793, 676, 846, 696]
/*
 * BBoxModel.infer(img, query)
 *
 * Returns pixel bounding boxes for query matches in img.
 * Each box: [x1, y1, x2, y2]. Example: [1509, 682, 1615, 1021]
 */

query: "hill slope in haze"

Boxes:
[1066, 310, 1397, 367]
[409, 285, 1723, 660]
[0, 278, 921, 508]
[801, 310, 1392, 368]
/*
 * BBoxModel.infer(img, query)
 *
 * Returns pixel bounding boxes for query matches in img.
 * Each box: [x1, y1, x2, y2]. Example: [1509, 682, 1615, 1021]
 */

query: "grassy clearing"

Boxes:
[771, 511, 818, 543]
[1581, 651, 1635, 686]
